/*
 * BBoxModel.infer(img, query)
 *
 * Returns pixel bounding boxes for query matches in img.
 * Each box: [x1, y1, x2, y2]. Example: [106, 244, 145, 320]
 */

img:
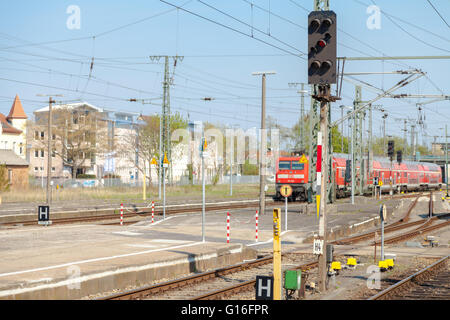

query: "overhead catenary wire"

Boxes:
[159, 0, 306, 59]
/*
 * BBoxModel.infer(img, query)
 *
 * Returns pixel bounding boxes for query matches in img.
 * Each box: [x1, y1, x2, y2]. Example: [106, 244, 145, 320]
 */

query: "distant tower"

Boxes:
[7, 95, 28, 159]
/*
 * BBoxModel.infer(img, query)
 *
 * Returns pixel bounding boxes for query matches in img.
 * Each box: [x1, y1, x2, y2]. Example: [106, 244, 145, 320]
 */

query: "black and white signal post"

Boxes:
[308, 7, 338, 292]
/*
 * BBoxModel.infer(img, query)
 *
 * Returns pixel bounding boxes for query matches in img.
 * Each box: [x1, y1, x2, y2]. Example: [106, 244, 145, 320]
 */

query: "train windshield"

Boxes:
[278, 161, 291, 170]
[292, 162, 304, 170]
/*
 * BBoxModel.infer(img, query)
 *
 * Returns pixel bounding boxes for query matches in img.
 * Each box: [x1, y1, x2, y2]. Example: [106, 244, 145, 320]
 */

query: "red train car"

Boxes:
[275, 156, 309, 201]
[275, 155, 442, 201]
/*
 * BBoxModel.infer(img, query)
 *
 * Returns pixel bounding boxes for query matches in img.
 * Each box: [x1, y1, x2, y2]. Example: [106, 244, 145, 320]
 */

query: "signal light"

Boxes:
[322, 60, 332, 69]
[387, 140, 395, 160]
[318, 39, 327, 48]
[311, 60, 321, 69]
[308, 11, 337, 84]
[322, 18, 333, 28]
[310, 18, 320, 30]
[397, 150, 402, 164]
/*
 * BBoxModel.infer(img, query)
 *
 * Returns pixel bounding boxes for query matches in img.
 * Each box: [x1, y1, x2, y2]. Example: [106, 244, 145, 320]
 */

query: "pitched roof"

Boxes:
[0, 113, 22, 134]
[7, 95, 27, 120]
[0, 150, 28, 166]
[34, 102, 103, 113]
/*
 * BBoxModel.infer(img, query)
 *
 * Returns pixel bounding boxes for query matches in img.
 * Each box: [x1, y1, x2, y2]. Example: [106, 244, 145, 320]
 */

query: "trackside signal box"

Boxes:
[284, 270, 301, 290]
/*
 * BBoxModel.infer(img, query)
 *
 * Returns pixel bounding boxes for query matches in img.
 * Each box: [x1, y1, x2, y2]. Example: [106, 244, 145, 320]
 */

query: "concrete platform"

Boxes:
[0, 194, 437, 300]
[0, 214, 259, 299]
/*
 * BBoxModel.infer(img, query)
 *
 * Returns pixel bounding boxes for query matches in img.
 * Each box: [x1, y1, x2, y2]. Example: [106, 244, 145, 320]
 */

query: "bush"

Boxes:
[78, 174, 96, 179]
[102, 174, 121, 179]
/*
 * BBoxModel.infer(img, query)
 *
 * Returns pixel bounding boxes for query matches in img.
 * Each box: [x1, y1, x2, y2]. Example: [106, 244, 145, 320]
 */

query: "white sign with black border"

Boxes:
[313, 239, 324, 255]
[38, 205, 52, 226]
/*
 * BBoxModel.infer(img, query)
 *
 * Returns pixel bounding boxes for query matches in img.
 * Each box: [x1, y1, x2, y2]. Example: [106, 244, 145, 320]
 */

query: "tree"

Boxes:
[0, 164, 10, 192]
[119, 112, 188, 183]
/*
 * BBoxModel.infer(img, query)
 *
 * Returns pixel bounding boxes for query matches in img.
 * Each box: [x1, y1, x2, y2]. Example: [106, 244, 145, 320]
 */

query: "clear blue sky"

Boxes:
[0, 0, 449, 147]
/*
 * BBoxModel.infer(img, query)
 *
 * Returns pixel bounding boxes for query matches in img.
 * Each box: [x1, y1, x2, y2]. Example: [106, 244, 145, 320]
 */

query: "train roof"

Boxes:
[278, 153, 441, 172]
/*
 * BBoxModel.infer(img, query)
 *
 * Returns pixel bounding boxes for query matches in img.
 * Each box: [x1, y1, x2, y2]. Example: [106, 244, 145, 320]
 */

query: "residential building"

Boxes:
[29, 102, 140, 183]
[0, 95, 27, 159]
[0, 149, 29, 189]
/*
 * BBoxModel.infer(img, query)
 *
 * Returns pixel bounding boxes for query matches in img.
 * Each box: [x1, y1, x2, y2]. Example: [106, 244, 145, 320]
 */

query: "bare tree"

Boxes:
[32, 106, 107, 178]
[118, 112, 188, 183]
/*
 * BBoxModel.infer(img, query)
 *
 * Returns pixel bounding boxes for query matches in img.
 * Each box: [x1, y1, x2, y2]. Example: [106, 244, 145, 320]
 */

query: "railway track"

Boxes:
[2, 191, 430, 228]
[100, 191, 449, 300]
[368, 255, 449, 300]
[98, 253, 316, 300]
[1, 199, 268, 227]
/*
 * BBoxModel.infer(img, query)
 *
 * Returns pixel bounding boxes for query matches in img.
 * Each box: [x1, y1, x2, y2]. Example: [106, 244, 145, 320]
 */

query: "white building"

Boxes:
[0, 95, 27, 159]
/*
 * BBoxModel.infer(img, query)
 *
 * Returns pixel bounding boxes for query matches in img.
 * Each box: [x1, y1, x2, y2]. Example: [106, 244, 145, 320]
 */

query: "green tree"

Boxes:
[0, 164, 10, 192]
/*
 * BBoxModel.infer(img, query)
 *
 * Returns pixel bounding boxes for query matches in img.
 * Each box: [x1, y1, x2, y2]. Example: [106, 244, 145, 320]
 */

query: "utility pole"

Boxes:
[300, 84, 306, 152]
[351, 111, 355, 205]
[37, 94, 62, 205]
[201, 124, 206, 242]
[308, 1, 337, 292]
[446, 125, 448, 197]
[340, 105, 344, 152]
[368, 104, 373, 190]
[382, 113, 388, 153]
[288, 82, 307, 152]
[253, 71, 276, 216]
[411, 124, 416, 160]
[47, 96, 54, 205]
[149, 55, 183, 186]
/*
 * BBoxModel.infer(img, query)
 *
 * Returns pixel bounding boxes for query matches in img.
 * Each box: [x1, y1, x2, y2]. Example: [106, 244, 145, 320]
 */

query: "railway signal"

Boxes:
[397, 150, 402, 164]
[387, 140, 395, 160]
[308, 11, 337, 84]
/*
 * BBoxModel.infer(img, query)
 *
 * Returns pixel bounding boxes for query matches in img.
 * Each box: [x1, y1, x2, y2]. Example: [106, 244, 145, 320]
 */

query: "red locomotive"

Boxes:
[275, 155, 442, 201]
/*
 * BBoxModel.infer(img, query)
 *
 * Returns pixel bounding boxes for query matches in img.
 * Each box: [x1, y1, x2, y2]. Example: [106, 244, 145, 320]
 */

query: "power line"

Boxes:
[426, 0, 450, 29]
[159, 0, 306, 59]
[197, 0, 305, 55]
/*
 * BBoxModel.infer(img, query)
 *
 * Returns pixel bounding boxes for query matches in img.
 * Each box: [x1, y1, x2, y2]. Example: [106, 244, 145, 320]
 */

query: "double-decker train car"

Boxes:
[275, 154, 442, 201]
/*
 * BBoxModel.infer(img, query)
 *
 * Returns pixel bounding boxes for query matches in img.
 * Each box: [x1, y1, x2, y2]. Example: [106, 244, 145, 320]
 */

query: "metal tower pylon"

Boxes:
[353, 86, 363, 195]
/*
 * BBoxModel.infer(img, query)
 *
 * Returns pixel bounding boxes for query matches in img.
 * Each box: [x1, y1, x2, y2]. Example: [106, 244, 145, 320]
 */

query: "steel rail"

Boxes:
[192, 261, 318, 300]
[368, 255, 449, 300]
[99, 256, 273, 300]
[1, 200, 267, 227]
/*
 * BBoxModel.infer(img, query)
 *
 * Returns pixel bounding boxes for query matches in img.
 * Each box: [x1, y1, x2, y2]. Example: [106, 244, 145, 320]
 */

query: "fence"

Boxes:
[28, 175, 266, 189]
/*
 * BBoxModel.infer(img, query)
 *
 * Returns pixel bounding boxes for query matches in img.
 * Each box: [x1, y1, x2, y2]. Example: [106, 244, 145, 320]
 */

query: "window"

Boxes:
[52, 149, 56, 158]
[278, 161, 291, 170]
[40, 131, 45, 140]
[35, 150, 39, 158]
[52, 134, 56, 140]
[40, 150, 44, 158]
[40, 167, 44, 171]
[291, 162, 304, 170]
[19, 146, 23, 154]
[52, 167, 55, 172]
[34, 167, 38, 172]
[8, 169, 12, 183]
[35, 131, 39, 140]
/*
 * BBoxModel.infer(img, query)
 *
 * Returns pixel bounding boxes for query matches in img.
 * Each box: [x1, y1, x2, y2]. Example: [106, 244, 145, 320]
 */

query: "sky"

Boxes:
[0, 0, 449, 149]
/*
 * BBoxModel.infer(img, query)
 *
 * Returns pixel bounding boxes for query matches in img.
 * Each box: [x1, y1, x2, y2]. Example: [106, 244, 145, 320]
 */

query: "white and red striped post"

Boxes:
[151, 201, 155, 224]
[226, 212, 230, 243]
[120, 203, 124, 226]
[255, 210, 259, 242]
